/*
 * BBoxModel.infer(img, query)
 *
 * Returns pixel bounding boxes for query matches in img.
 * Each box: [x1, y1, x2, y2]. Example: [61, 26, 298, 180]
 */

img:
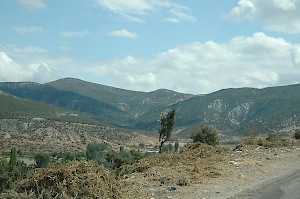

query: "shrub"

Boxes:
[266, 133, 278, 142]
[190, 125, 219, 146]
[294, 131, 300, 140]
[86, 143, 108, 161]
[34, 153, 51, 168]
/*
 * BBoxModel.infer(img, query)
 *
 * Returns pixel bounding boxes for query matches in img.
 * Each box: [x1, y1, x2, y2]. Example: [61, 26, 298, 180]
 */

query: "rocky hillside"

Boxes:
[0, 117, 140, 153]
[175, 84, 300, 136]
[0, 78, 299, 137]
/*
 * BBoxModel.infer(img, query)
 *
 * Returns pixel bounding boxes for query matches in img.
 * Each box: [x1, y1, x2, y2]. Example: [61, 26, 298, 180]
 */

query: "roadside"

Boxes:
[122, 145, 300, 199]
[246, 170, 300, 199]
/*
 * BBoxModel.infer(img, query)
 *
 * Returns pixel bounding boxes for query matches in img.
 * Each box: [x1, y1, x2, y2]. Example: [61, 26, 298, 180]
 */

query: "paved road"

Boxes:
[252, 170, 300, 199]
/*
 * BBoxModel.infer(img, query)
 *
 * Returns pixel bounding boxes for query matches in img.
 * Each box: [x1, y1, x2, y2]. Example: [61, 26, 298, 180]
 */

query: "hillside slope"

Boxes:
[0, 79, 299, 136]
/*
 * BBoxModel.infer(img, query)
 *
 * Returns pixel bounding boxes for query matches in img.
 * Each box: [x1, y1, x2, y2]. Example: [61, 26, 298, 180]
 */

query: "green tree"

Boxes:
[86, 142, 108, 161]
[190, 125, 219, 146]
[158, 109, 176, 153]
[266, 133, 278, 142]
[174, 141, 179, 152]
[294, 130, 300, 139]
[8, 148, 18, 172]
[34, 153, 51, 168]
[1, 148, 29, 191]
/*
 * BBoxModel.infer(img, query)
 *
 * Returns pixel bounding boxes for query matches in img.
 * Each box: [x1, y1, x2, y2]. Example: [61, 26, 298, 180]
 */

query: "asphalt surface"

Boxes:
[251, 170, 300, 199]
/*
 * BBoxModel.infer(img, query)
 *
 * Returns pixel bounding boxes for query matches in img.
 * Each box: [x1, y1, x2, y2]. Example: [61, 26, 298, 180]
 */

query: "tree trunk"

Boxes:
[159, 140, 166, 153]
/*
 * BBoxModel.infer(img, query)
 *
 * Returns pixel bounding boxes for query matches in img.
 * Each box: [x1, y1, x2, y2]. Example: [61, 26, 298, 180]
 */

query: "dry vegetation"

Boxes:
[1, 161, 126, 199]
[120, 143, 229, 198]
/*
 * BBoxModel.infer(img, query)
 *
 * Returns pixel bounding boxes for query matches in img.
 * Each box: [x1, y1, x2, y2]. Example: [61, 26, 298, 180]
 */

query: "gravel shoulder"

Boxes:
[172, 146, 300, 199]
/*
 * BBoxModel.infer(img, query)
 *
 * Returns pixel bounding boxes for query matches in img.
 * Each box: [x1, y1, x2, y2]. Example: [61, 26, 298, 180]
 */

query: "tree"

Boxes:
[158, 109, 176, 153]
[8, 148, 18, 172]
[294, 130, 300, 140]
[190, 125, 219, 146]
[86, 142, 108, 161]
[34, 153, 51, 168]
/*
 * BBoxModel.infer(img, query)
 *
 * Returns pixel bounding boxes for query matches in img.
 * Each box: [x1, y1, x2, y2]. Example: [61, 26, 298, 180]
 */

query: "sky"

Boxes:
[0, 0, 300, 94]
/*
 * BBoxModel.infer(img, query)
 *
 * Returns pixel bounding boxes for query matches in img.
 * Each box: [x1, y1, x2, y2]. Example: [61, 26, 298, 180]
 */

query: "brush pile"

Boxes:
[1, 161, 125, 199]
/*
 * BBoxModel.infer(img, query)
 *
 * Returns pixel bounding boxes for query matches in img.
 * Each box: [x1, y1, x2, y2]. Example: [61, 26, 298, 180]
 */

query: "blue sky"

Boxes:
[0, 0, 300, 94]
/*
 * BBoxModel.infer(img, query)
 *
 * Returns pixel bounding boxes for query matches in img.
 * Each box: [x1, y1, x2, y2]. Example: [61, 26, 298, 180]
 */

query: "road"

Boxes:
[251, 170, 300, 199]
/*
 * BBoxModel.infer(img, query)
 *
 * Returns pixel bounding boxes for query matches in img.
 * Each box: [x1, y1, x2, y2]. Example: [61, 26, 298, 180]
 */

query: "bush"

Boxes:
[190, 125, 219, 146]
[34, 153, 51, 168]
[266, 133, 278, 142]
[294, 131, 300, 140]
[86, 143, 108, 161]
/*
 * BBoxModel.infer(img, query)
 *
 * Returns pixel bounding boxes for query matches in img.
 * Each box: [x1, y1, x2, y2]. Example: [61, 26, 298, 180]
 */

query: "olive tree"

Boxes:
[158, 109, 176, 153]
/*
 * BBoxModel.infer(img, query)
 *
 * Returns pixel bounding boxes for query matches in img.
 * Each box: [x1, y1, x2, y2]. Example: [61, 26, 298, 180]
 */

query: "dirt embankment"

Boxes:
[120, 144, 300, 199]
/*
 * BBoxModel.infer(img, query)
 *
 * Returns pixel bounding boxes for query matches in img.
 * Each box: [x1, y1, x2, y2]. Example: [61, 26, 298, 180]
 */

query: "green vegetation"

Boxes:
[85, 142, 144, 174]
[34, 153, 51, 168]
[1, 80, 300, 136]
[51, 151, 85, 162]
[174, 140, 179, 152]
[0, 148, 30, 192]
[294, 130, 300, 139]
[266, 133, 278, 142]
[158, 109, 176, 153]
[190, 125, 219, 146]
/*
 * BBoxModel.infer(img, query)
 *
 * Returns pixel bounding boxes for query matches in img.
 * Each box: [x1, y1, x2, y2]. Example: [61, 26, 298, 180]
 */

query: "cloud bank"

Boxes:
[1, 33, 299, 94]
[227, 0, 300, 34]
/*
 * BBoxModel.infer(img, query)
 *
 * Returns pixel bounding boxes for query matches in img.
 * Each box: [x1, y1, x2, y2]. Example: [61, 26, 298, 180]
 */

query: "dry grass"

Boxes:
[120, 143, 229, 198]
[1, 161, 126, 199]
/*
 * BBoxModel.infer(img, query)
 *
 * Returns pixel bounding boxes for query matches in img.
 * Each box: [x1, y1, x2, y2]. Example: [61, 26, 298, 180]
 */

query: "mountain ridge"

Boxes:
[0, 78, 299, 137]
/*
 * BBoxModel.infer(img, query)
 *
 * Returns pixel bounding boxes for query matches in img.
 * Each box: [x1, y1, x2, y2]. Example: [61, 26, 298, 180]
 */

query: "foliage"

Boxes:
[52, 151, 85, 162]
[85, 142, 144, 173]
[34, 153, 51, 168]
[158, 109, 176, 153]
[0, 148, 30, 192]
[174, 141, 179, 153]
[86, 143, 108, 162]
[190, 125, 219, 146]
[162, 143, 173, 153]
[294, 130, 300, 140]
[266, 133, 278, 142]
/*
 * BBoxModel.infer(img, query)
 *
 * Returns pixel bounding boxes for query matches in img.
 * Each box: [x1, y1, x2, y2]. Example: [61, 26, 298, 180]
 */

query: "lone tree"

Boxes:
[158, 109, 176, 153]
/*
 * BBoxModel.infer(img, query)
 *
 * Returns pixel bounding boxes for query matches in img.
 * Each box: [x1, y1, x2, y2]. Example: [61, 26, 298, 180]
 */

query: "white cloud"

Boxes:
[14, 26, 43, 34]
[0, 51, 52, 82]
[96, 0, 196, 23]
[2, 34, 299, 94]
[108, 29, 137, 39]
[82, 32, 300, 94]
[19, 0, 47, 10]
[61, 31, 90, 38]
[227, 0, 300, 34]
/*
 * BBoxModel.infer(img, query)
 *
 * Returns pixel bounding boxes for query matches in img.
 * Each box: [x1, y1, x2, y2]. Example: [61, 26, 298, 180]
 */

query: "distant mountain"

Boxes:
[174, 84, 300, 136]
[0, 78, 299, 137]
[0, 90, 106, 125]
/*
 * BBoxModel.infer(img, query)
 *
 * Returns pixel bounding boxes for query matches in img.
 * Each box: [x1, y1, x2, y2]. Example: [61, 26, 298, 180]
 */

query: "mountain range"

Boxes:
[0, 78, 299, 137]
